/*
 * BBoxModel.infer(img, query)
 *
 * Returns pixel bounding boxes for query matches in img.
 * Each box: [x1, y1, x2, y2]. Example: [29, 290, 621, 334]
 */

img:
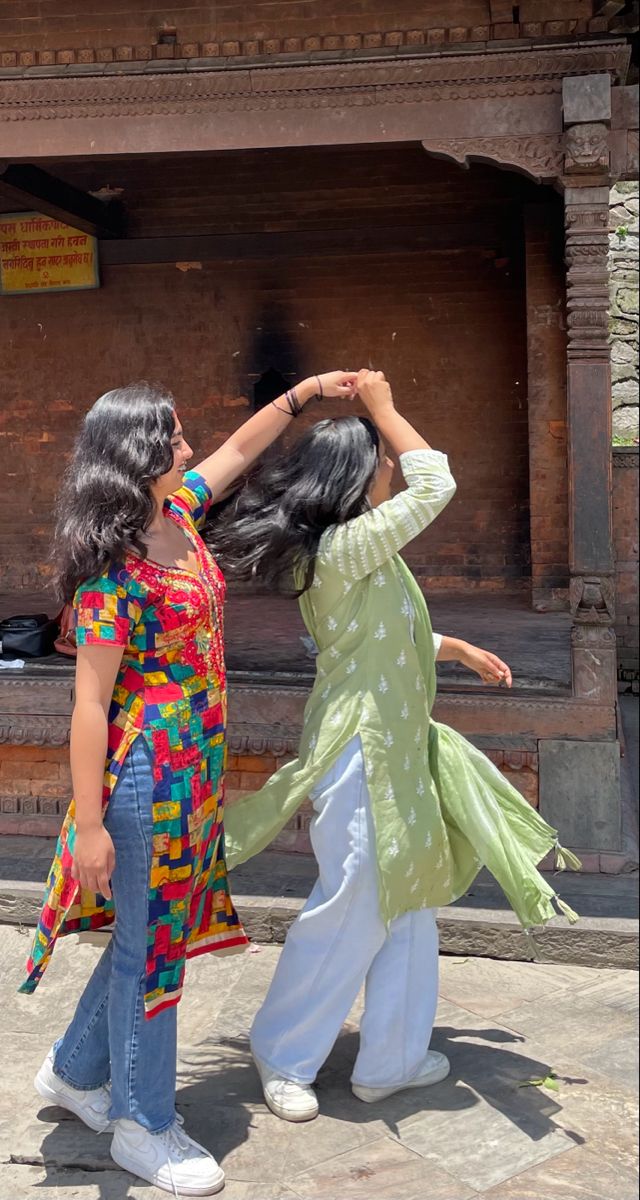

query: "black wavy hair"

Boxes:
[54, 382, 176, 601]
[208, 415, 380, 595]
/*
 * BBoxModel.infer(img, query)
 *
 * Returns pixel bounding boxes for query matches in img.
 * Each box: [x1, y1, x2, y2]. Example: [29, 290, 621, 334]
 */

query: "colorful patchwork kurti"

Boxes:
[21, 471, 248, 1017]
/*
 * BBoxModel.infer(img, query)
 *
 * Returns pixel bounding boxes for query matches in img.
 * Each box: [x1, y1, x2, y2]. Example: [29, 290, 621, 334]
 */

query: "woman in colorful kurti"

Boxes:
[215, 370, 580, 1123]
[20, 372, 358, 1196]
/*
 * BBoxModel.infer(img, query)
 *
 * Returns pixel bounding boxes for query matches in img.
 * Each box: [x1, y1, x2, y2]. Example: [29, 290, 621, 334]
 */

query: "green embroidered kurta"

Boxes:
[225, 450, 579, 930]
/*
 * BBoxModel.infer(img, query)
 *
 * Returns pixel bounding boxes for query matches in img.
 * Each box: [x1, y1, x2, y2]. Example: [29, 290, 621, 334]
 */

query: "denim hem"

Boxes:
[109, 1108, 176, 1135]
[53, 1065, 111, 1092]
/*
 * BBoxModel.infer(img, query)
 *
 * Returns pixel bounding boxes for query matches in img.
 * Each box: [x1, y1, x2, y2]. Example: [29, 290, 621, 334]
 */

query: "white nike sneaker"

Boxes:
[111, 1116, 225, 1196]
[253, 1055, 319, 1122]
[352, 1050, 451, 1102]
[35, 1048, 113, 1133]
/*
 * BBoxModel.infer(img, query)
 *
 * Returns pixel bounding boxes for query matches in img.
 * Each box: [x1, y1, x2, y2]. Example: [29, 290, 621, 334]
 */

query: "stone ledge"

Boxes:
[2, 848, 637, 970]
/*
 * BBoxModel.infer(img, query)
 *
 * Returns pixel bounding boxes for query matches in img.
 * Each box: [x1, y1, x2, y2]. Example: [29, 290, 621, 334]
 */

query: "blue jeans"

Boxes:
[53, 737, 177, 1133]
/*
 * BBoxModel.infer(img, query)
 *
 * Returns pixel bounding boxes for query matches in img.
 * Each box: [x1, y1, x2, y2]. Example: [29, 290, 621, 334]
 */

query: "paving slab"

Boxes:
[282, 1136, 475, 1200]
[0, 927, 637, 1200]
[480, 1145, 639, 1200]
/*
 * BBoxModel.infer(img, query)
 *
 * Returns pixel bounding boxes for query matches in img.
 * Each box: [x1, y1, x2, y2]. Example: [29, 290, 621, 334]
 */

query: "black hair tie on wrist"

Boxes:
[285, 387, 302, 417]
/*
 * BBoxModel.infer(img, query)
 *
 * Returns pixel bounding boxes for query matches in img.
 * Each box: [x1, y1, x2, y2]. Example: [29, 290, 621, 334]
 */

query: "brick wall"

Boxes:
[613, 446, 639, 689]
[7, 738, 628, 872]
[0, 744, 70, 833]
[0, 243, 530, 593]
[0, 743, 537, 847]
[0, 1, 603, 62]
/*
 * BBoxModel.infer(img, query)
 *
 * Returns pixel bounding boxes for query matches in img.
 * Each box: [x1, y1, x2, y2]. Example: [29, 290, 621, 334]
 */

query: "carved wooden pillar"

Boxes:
[562, 76, 617, 704]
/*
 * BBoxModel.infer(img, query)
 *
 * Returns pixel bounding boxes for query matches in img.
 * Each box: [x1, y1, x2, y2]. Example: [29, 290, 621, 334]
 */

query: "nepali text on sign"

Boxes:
[0, 212, 99, 295]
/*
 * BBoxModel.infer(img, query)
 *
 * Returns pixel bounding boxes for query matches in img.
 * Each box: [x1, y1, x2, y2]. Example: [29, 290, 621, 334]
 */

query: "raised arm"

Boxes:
[193, 371, 358, 497]
[357, 369, 434, 456]
[321, 371, 456, 581]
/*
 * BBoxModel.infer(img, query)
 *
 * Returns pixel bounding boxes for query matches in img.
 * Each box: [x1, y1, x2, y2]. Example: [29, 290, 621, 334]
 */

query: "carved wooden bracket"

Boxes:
[569, 575, 616, 625]
[421, 135, 564, 183]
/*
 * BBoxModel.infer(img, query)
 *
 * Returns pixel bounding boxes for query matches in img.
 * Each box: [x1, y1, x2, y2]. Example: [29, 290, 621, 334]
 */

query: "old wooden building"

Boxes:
[0, 2, 638, 870]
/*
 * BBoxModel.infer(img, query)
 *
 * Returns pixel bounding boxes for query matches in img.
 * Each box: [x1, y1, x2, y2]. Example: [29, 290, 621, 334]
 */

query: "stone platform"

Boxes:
[1, 838, 637, 970]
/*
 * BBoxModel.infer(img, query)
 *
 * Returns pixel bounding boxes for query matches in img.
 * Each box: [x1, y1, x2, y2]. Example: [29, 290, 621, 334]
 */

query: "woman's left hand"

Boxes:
[461, 644, 512, 687]
[314, 370, 359, 399]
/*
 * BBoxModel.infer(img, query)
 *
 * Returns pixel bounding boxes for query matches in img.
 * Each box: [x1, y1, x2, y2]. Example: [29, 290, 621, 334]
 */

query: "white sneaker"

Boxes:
[34, 1048, 113, 1133]
[253, 1055, 319, 1122]
[111, 1117, 225, 1197]
[352, 1050, 451, 1103]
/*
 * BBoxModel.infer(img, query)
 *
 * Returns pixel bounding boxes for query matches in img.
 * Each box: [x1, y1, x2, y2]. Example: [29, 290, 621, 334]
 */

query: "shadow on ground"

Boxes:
[32, 1022, 587, 1196]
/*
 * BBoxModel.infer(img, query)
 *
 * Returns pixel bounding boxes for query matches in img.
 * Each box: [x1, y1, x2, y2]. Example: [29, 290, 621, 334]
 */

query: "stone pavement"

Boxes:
[0, 926, 637, 1200]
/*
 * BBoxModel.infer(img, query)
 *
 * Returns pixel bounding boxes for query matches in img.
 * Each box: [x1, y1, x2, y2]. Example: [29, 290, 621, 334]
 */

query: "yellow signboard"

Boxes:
[0, 211, 99, 295]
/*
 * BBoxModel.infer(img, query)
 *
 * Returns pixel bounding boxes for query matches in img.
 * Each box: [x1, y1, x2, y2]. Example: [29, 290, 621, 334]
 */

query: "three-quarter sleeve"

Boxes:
[74, 568, 142, 647]
[166, 469, 214, 531]
[320, 449, 456, 581]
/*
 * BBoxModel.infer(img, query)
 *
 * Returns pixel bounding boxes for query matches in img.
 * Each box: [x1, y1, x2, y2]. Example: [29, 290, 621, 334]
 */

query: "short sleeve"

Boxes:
[166, 470, 214, 531]
[74, 568, 142, 648]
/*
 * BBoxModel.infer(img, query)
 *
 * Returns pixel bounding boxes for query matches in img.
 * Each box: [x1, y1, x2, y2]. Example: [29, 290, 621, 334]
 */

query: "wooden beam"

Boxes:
[592, 1, 627, 16]
[0, 163, 125, 238]
[100, 221, 505, 266]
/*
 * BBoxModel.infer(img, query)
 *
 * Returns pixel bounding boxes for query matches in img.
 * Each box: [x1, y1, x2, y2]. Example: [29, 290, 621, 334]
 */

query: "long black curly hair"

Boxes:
[54, 382, 176, 601]
[208, 415, 380, 595]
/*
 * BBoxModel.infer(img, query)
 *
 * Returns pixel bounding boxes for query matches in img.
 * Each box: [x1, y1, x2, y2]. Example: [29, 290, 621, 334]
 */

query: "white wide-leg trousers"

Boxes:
[250, 736, 440, 1087]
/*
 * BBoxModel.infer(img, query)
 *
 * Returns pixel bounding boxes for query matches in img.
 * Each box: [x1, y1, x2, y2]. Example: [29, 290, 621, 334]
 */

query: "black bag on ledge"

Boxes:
[0, 613, 58, 659]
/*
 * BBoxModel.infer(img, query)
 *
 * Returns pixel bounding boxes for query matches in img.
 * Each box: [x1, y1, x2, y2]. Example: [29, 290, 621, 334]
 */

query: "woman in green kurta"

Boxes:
[216, 369, 579, 1121]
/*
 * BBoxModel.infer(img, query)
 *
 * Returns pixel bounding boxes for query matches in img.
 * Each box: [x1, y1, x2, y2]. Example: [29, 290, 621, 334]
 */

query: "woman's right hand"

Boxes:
[356, 369, 395, 417]
[71, 823, 116, 899]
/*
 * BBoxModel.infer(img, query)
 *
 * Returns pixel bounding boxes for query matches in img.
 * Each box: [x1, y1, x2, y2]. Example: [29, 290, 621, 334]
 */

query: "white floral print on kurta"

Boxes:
[225, 448, 573, 935]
